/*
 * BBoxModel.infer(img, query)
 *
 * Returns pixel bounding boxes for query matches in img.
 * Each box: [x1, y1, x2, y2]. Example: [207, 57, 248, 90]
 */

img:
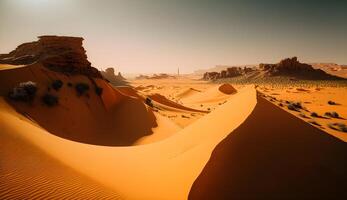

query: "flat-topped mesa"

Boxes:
[0, 35, 102, 78]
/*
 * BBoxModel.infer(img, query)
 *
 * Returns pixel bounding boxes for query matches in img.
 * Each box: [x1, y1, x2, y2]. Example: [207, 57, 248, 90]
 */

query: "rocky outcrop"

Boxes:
[202, 57, 343, 81]
[259, 57, 341, 79]
[101, 67, 127, 86]
[203, 72, 220, 80]
[203, 67, 253, 80]
[0, 35, 102, 78]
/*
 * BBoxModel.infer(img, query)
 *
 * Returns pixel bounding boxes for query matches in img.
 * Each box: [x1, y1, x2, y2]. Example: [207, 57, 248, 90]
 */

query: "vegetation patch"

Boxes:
[324, 111, 340, 118]
[95, 86, 103, 96]
[75, 83, 90, 96]
[328, 100, 339, 105]
[328, 123, 347, 133]
[41, 94, 58, 107]
[51, 80, 63, 91]
[8, 81, 38, 102]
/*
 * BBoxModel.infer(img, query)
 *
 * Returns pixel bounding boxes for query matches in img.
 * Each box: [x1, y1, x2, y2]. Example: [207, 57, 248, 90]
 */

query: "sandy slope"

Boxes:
[131, 77, 239, 128]
[0, 63, 165, 146]
[0, 125, 121, 200]
[180, 84, 238, 109]
[189, 94, 347, 199]
[0, 86, 256, 199]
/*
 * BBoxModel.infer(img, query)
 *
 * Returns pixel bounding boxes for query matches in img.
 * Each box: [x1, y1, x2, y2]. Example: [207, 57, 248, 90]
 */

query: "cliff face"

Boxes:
[0, 36, 102, 78]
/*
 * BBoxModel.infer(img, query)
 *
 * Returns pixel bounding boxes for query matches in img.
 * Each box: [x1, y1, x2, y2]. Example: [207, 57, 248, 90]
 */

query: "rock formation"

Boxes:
[0, 35, 102, 78]
[101, 67, 127, 86]
[203, 67, 253, 80]
[259, 57, 341, 79]
[203, 57, 343, 80]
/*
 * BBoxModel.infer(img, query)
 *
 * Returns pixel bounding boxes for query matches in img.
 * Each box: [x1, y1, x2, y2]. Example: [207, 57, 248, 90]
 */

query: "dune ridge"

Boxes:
[189, 94, 347, 199]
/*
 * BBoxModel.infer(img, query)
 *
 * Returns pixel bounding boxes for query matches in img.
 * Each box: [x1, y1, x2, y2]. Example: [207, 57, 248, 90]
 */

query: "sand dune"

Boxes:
[181, 83, 237, 105]
[0, 63, 160, 146]
[0, 86, 256, 199]
[176, 88, 202, 99]
[149, 93, 208, 113]
[189, 94, 347, 199]
[0, 125, 121, 200]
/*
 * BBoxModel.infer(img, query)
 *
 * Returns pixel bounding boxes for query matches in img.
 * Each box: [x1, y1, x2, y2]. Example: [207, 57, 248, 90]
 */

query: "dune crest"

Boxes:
[189, 94, 347, 199]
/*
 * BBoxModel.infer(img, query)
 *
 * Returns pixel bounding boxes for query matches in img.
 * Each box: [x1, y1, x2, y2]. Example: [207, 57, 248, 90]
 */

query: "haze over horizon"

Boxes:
[0, 0, 346, 74]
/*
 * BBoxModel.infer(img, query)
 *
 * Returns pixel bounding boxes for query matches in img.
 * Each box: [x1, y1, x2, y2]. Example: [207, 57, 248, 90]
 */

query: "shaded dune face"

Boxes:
[0, 64, 157, 146]
[189, 94, 347, 199]
[218, 83, 237, 95]
[176, 88, 202, 99]
[149, 93, 209, 113]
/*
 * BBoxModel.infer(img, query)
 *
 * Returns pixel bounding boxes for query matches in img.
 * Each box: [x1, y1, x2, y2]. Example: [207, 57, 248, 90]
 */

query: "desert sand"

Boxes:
[189, 94, 347, 199]
[0, 70, 256, 199]
[1, 36, 347, 199]
[258, 85, 347, 142]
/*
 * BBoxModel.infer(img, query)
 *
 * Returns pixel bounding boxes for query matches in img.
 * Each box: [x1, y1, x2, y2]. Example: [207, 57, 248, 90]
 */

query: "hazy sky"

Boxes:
[0, 0, 346, 74]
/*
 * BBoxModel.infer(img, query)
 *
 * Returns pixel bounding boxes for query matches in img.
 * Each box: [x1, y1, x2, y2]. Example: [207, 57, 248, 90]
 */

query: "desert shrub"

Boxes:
[325, 111, 339, 118]
[287, 104, 298, 111]
[75, 83, 90, 96]
[311, 112, 319, 117]
[292, 102, 302, 109]
[41, 94, 58, 106]
[8, 81, 38, 102]
[287, 102, 302, 112]
[145, 97, 153, 107]
[95, 86, 103, 96]
[328, 100, 338, 105]
[328, 123, 347, 132]
[51, 80, 63, 91]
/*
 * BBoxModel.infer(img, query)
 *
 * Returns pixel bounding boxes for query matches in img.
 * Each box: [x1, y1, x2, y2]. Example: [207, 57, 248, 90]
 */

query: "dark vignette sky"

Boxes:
[0, 0, 346, 73]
